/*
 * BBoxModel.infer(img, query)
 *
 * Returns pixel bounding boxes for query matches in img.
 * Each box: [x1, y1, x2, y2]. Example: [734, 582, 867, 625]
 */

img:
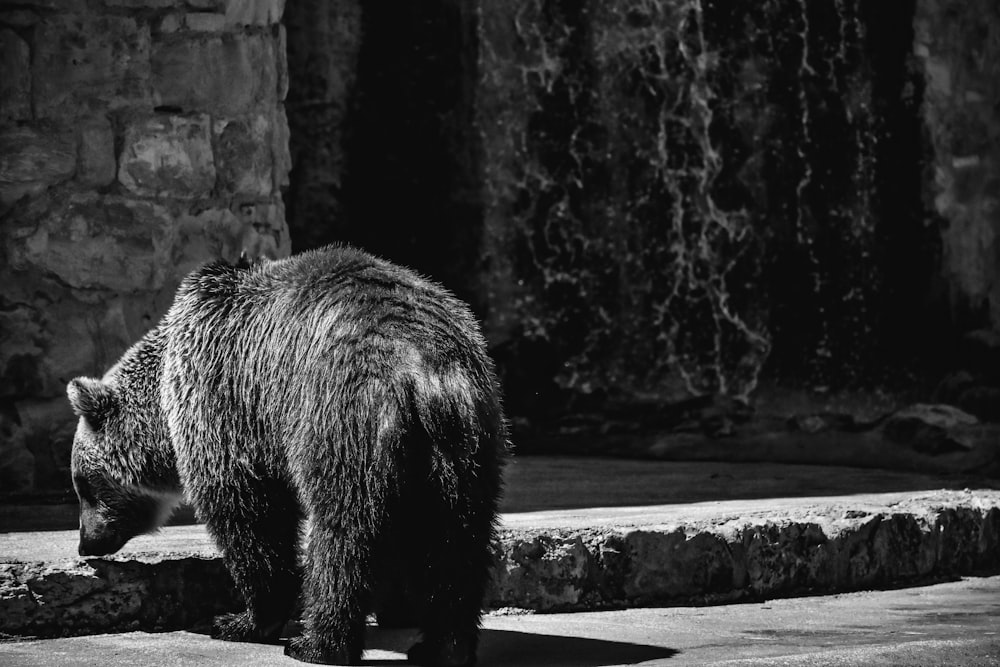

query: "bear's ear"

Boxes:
[67, 377, 118, 430]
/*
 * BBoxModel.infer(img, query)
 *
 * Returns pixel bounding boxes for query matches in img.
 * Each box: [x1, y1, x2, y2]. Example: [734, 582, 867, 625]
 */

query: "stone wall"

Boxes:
[4, 0, 1000, 493]
[282, 0, 360, 251]
[277, 0, 995, 425]
[0, 0, 290, 493]
[476, 0, 943, 422]
[916, 0, 1000, 329]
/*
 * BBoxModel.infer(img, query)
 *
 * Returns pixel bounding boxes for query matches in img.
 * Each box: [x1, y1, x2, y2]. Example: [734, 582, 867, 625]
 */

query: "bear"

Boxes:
[66, 244, 508, 666]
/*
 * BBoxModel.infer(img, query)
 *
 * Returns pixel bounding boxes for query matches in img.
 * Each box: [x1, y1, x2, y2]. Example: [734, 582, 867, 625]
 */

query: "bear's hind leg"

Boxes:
[284, 512, 373, 665]
[407, 493, 497, 667]
[197, 478, 302, 644]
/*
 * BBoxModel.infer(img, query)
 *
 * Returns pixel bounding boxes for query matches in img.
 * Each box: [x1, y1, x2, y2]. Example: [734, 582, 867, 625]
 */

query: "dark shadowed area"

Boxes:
[4, 0, 1000, 495]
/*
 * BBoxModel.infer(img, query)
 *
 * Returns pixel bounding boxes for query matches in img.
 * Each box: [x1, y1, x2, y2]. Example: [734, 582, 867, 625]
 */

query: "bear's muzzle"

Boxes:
[78, 507, 127, 556]
[78, 529, 127, 557]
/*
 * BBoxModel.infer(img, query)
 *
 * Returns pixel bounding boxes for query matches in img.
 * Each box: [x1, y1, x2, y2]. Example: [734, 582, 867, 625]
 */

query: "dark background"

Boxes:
[3, 0, 1000, 494]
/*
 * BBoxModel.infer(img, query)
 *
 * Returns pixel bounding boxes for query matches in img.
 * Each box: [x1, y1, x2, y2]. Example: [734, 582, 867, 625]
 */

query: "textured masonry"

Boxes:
[0, 0, 290, 494]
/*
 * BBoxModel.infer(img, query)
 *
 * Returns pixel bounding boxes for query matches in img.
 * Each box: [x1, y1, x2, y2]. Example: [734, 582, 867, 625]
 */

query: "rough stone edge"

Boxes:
[2, 496, 999, 638]
[491, 501, 1000, 612]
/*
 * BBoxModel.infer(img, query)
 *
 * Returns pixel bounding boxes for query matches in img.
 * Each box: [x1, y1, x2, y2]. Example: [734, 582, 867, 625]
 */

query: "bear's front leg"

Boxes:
[196, 478, 302, 645]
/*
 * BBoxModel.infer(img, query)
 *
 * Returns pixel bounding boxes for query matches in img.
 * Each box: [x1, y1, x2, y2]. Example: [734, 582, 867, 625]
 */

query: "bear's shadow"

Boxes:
[188, 622, 680, 665]
[363, 626, 680, 666]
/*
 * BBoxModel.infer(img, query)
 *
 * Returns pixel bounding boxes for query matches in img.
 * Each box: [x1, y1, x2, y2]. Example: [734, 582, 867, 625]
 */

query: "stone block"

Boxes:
[32, 15, 151, 120]
[119, 114, 215, 199]
[624, 530, 737, 600]
[45, 298, 135, 387]
[152, 33, 277, 116]
[172, 207, 249, 275]
[77, 117, 117, 188]
[0, 558, 239, 637]
[882, 404, 980, 455]
[0, 125, 76, 208]
[7, 193, 175, 292]
[213, 114, 272, 197]
[0, 293, 136, 428]
[231, 199, 290, 258]
[0, 29, 31, 121]
[0, 560, 148, 635]
[224, 0, 285, 26]
[185, 12, 226, 32]
[155, 14, 183, 34]
[492, 534, 593, 610]
[168, 200, 285, 278]
[0, 10, 41, 28]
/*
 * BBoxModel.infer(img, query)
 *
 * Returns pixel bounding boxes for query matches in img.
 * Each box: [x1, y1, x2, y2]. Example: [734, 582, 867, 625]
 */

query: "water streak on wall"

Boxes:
[479, 0, 912, 412]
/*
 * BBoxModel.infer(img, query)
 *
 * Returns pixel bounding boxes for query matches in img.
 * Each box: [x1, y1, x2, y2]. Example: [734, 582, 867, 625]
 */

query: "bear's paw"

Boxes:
[212, 611, 283, 644]
[284, 635, 358, 665]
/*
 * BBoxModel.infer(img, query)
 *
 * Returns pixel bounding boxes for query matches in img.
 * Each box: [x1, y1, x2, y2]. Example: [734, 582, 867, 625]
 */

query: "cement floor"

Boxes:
[3, 575, 998, 666]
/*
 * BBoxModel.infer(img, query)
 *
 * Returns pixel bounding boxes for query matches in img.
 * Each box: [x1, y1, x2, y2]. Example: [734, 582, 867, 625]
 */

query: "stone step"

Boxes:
[3, 485, 999, 638]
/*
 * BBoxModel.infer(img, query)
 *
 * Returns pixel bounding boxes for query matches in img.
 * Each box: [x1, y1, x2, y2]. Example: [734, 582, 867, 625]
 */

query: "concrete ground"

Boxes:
[3, 457, 1000, 664]
[2, 575, 999, 666]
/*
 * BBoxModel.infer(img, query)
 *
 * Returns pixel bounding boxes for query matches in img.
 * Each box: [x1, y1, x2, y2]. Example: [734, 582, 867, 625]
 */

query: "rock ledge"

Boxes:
[3, 489, 999, 638]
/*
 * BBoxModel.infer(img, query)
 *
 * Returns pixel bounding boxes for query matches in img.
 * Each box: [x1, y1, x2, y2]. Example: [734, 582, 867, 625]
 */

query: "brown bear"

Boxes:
[67, 245, 507, 666]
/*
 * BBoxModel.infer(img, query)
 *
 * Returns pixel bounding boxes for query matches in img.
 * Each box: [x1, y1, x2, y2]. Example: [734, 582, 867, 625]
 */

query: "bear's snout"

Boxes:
[78, 529, 125, 557]
[78, 507, 126, 556]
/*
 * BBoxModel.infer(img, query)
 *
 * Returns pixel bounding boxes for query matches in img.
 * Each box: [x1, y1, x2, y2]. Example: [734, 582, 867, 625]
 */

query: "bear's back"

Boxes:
[253, 245, 483, 356]
[162, 245, 494, 428]
[173, 245, 477, 335]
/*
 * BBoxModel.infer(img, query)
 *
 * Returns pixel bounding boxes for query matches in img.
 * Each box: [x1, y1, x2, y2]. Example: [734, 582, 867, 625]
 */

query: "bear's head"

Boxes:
[67, 376, 179, 557]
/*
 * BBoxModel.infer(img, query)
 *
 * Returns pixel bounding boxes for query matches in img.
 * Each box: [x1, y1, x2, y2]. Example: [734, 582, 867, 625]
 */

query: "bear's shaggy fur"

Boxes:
[67, 245, 507, 666]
